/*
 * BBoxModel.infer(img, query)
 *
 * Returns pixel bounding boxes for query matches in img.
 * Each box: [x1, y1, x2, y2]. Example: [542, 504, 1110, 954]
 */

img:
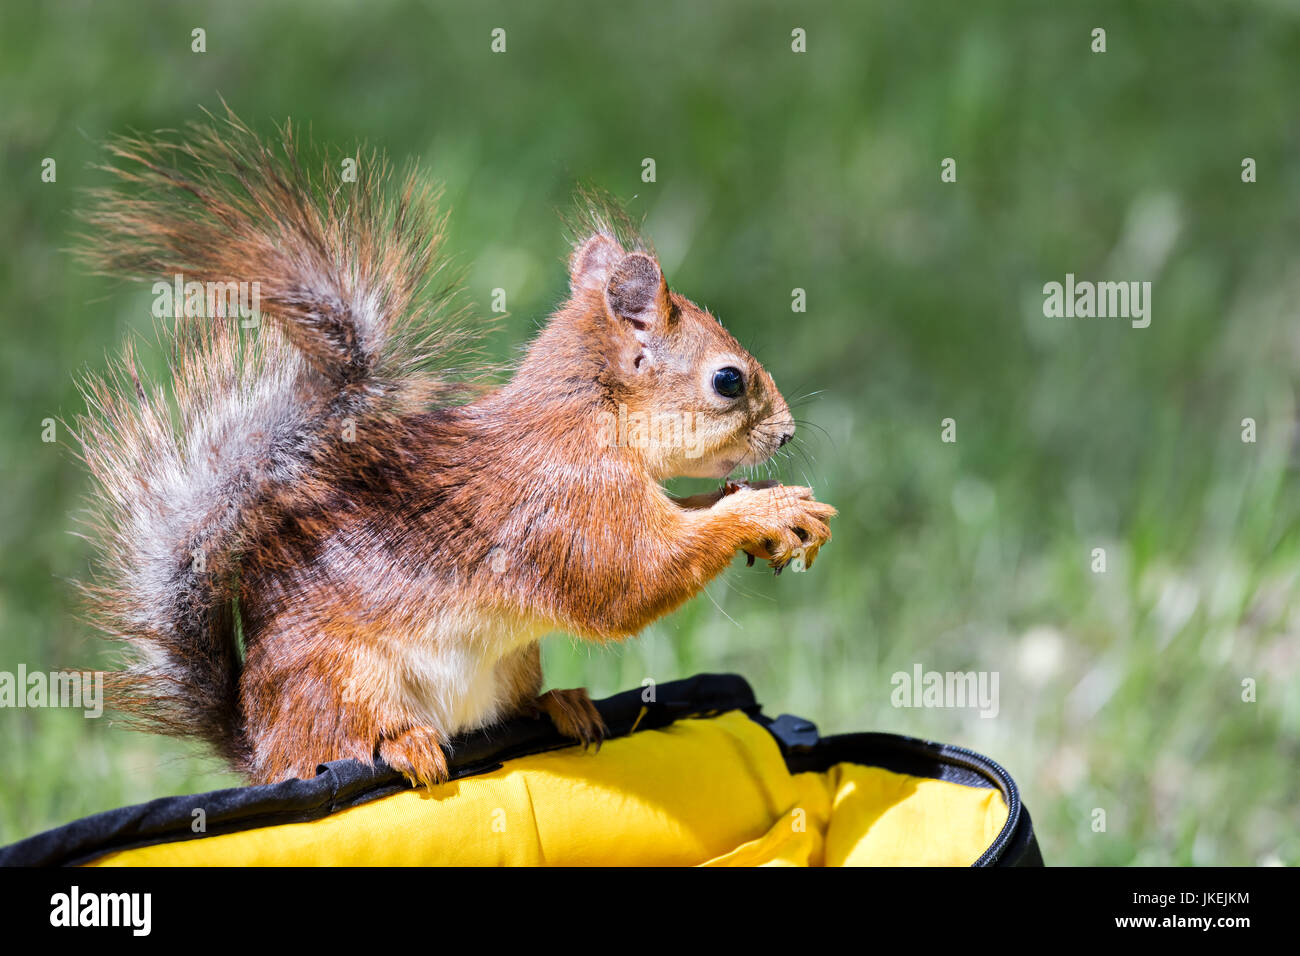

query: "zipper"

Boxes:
[929, 741, 1024, 866]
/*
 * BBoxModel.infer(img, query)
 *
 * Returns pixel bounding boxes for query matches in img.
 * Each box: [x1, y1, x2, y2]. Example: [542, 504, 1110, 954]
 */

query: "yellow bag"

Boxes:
[0, 674, 1041, 866]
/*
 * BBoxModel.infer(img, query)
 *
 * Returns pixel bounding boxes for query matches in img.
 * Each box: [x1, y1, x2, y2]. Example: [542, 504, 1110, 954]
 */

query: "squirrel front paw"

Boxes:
[532, 687, 606, 750]
[725, 483, 837, 574]
[378, 726, 450, 788]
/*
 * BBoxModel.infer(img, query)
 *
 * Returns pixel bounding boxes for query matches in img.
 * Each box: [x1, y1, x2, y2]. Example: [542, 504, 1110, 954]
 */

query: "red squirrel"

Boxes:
[73, 113, 836, 787]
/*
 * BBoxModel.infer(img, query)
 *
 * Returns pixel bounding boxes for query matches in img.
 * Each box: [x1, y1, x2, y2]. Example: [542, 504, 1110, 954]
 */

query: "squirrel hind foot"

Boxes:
[378, 726, 451, 788]
[534, 688, 607, 751]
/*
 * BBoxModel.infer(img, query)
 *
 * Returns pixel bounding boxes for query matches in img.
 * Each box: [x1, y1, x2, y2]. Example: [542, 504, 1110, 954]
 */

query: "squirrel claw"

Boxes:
[378, 726, 451, 788]
[534, 687, 607, 752]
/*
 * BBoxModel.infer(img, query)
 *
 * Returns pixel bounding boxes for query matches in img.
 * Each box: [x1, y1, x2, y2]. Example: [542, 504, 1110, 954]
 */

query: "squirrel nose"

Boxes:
[778, 430, 794, 448]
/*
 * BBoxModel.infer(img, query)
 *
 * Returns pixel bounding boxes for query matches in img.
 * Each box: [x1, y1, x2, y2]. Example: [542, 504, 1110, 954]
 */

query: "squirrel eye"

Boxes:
[713, 366, 744, 399]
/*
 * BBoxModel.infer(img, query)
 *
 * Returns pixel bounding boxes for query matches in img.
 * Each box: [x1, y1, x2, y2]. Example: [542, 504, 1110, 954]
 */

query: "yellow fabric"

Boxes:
[86, 711, 1008, 866]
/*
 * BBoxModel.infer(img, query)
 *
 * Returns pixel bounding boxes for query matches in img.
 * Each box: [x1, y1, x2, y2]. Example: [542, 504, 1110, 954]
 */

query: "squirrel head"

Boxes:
[566, 233, 794, 481]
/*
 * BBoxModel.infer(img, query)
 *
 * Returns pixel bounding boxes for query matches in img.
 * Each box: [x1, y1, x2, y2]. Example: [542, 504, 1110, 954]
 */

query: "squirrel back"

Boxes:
[75, 112, 835, 785]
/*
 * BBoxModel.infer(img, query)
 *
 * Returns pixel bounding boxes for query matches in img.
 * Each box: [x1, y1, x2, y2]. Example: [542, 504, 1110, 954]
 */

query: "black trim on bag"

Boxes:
[0, 672, 1041, 867]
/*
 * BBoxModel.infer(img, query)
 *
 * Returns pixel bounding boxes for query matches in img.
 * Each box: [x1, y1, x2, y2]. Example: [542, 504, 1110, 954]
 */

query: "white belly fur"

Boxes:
[392, 607, 548, 737]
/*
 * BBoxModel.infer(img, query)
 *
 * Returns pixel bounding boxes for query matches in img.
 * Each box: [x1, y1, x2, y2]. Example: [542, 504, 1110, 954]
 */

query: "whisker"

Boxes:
[717, 573, 775, 603]
[700, 582, 742, 629]
[786, 390, 826, 408]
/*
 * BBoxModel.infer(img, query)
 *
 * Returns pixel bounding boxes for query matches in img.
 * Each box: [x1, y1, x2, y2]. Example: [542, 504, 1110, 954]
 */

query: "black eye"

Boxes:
[713, 366, 744, 399]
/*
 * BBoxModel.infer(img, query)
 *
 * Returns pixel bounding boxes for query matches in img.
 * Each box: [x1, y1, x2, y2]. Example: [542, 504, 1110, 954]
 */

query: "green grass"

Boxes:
[2, 0, 1298, 864]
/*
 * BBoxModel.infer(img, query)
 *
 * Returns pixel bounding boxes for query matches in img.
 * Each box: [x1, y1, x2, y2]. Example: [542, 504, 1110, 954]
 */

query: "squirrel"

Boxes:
[72, 112, 836, 787]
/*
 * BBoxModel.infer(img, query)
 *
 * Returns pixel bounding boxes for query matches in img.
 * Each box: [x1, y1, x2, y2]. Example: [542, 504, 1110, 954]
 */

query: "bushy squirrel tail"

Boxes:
[72, 109, 473, 767]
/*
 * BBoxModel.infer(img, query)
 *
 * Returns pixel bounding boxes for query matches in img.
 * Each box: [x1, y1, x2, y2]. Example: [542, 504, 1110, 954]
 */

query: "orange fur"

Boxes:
[74, 112, 836, 786]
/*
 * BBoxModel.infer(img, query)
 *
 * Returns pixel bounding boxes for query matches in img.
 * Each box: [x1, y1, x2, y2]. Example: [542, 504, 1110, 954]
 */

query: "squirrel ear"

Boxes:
[605, 252, 670, 333]
[569, 234, 625, 293]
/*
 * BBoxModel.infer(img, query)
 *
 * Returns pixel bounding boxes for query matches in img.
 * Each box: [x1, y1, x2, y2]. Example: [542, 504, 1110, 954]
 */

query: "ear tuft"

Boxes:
[569, 234, 625, 293]
[605, 253, 667, 329]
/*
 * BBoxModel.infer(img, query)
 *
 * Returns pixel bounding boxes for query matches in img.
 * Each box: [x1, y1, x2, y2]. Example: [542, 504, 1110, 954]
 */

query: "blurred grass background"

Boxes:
[2, 0, 1299, 865]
